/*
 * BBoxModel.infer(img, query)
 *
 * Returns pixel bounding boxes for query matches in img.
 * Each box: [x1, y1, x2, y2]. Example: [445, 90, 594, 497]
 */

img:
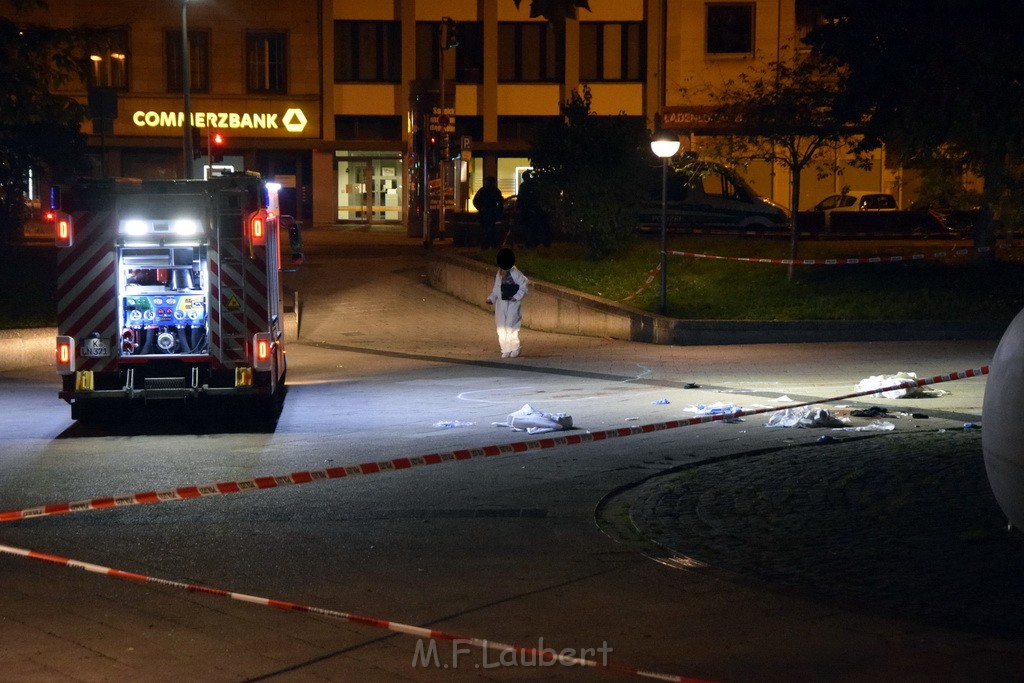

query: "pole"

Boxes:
[660, 157, 668, 315]
[436, 28, 445, 248]
[422, 113, 431, 249]
[181, 0, 193, 179]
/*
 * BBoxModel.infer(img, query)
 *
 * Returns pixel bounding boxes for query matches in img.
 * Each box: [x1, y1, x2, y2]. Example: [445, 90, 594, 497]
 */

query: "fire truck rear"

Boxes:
[52, 173, 287, 421]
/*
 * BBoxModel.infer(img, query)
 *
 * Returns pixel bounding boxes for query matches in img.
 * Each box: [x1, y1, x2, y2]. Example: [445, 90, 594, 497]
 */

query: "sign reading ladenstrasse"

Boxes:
[132, 107, 309, 134]
[661, 105, 743, 133]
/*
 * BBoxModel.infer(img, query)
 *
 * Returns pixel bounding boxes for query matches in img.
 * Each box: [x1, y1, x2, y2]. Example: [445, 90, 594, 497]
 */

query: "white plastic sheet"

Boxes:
[492, 404, 573, 434]
[856, 372, 949, 399]
[686, 402, 743, 422]
[766, 406, 849, 428]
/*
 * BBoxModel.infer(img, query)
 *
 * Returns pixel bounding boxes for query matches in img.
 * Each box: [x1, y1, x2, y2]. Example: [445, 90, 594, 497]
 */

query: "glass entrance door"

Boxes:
[336, 152, 403, 224]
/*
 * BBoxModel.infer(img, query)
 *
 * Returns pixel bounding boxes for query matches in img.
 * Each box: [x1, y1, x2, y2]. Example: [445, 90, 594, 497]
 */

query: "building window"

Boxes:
[498, 22, 563, 82]
[706, 3, 755, 55]
[166, 30, 209, 93]
[415, 21, 483, 83]
[89, 28, 129, 90]
[335, 21, 401, 83]
[579, 22, 645, 81]
[246, 32, 287, 93]
[334, 115, 402, 140]
[497, 116, 551, 142]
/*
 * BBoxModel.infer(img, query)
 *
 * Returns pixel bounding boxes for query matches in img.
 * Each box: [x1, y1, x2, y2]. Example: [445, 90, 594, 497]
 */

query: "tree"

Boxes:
[805, 0, 1024, 249]
[699, 48, 869, 279]
[529, 86, 649, 259]
[0, 1, 94, 239]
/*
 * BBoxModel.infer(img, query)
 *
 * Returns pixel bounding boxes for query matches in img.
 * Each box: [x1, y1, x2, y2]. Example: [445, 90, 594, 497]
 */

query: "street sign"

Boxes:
[461, 135, 472, 151]
[428, 107, 456, 134]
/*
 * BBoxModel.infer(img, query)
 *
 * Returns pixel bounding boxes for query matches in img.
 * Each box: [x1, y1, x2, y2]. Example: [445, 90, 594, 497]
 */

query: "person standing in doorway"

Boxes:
[485, 248, 529, 358]
[473, 176, 504, 249]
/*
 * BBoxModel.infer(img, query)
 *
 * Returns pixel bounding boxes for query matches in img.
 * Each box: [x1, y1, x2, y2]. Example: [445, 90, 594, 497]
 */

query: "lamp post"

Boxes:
[180, 0, 193, 179]
[651, 129, 680, 315]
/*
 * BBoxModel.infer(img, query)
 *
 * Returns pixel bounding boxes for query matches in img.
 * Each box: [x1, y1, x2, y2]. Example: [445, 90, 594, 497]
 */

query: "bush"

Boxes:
[530, 86, 650, 260]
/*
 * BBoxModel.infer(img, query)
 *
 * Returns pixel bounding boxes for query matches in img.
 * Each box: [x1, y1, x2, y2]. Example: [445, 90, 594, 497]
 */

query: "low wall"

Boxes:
[0, 327, 55, 372]
[426, 252, 1007, 346]
[426, 253, 677, 343]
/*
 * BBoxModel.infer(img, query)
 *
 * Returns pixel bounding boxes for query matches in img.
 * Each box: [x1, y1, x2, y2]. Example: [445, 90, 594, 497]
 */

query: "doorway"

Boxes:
[336, 152, 403, 224]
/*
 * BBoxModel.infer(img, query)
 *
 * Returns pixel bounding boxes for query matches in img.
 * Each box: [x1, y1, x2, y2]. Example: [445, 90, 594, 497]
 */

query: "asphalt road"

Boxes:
[0, 229, 1018, 682]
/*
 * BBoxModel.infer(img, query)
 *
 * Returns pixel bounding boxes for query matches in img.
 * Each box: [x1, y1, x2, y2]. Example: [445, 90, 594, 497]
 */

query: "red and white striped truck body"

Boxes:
[53, 174, 286, 421]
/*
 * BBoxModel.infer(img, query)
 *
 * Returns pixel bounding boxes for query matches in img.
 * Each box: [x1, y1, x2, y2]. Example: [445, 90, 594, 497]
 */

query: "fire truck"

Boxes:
[52, 173, 287, 421]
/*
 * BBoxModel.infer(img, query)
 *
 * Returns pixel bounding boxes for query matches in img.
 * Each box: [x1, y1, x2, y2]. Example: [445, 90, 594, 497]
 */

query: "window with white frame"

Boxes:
[90, 28, 129, 90]
[580, 22, 645, 81]
[335, 21, 401, 83]
[246, 31, 287, 93]
[498, 22, 563, 82]
[166, 29, 209, 93]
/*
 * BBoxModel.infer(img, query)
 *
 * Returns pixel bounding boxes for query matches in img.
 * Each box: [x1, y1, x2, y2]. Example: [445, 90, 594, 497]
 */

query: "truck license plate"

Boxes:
[80, 338, 109, 357]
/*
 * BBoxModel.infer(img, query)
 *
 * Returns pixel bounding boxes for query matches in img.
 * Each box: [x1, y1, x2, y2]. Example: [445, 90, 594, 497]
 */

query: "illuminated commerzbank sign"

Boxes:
[132, 107, 309, 133]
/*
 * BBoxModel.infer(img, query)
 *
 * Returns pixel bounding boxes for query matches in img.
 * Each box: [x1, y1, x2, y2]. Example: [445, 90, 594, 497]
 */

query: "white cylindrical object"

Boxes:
[982, 308, 1024, 529]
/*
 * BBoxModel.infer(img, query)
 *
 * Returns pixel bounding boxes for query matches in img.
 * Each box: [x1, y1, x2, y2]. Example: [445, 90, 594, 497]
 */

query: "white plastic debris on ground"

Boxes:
[433, 420, 475, 429]
[855, 372, 950, 399]
[839, 420, 895, 432]
[686, 402, 743, 423]
[766, 406, 849, 428]
[492, 404, 573, 434]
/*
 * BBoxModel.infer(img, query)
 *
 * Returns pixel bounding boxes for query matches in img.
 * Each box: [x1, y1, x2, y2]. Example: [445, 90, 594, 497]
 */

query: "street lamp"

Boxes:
[650, 129, 680, 315]
[181, 0, 193, 178]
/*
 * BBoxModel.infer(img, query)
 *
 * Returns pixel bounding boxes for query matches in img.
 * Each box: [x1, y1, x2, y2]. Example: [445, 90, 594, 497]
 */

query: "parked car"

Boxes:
[804, 191, 957, 238]
[907, 200, 979, 238]
[638, 161, 789, 233]
[812, 191, 898, 212]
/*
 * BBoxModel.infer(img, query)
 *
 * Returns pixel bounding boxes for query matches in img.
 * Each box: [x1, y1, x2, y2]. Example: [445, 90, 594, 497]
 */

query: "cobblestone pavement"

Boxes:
[628, 427, 1024, 638]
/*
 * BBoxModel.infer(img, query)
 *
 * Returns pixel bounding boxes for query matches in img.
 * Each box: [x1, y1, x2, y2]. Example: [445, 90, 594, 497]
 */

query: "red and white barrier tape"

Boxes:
[0, 366, 988, 525]
[620, 262, 662, 301]
[622, 246, 990, 298]
[0, 541, 713, 683]
[669, 245, 991, 266]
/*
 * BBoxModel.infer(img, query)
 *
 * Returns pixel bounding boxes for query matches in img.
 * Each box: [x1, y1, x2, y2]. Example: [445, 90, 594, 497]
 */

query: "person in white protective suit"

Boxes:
[485, 248, 529, 358]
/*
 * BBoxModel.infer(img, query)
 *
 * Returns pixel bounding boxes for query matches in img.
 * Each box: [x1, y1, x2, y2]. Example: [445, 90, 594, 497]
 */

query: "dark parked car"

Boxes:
[638, 161, 789, 233]
[907, 201, 979, 238]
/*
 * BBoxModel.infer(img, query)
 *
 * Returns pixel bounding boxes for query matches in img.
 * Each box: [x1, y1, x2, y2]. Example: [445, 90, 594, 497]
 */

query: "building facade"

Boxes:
[15, 0, 902, 234]
[17, 0, 320, 222]
[322, 0, 897, 230]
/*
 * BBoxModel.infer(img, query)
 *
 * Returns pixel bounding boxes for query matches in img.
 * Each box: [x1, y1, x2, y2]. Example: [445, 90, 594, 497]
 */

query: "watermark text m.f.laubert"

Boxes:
[412, 637, 613, 670]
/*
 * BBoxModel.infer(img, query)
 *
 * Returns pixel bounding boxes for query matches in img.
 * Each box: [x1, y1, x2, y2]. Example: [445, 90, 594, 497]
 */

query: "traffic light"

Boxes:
[442, 17, 458, 48]
[191, 126, 202, 159]
[211, 130, 225, 162]
[428, 134, 440, 167]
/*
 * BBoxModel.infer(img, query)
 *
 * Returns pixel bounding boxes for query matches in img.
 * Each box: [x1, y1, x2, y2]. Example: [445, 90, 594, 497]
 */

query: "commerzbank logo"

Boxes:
[282, 108, 307, 132]
[132, 107, 310, 134]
